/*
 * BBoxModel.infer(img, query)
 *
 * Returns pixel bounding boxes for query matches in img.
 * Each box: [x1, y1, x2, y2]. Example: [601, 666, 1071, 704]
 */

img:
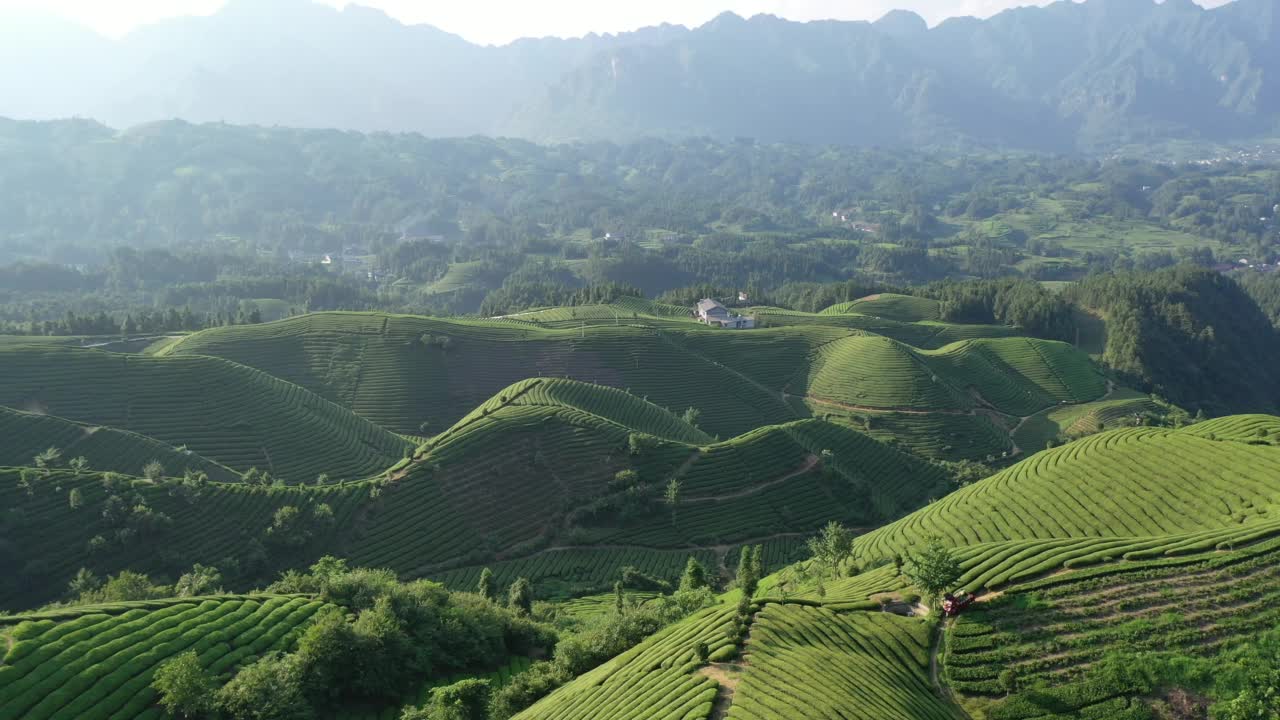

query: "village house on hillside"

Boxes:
[695, 299, 755, 329]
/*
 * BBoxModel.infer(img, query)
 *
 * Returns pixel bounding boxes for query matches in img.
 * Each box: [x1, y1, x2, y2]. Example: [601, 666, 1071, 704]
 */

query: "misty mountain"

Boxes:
[2, 0, 1279, 150]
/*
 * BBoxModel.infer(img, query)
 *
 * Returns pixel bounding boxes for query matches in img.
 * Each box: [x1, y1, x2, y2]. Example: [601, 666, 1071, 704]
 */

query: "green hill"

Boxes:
[163, 313, 799, 439]
[352, 385, 948, 597]
[821, 294, 943, 322]
[164, 312, 1106, 466]
[0, 379, 947, 607]
[0, 346, 413, 483]
[796, 335, 1105, 417]
[852, 421, 1280, 567]
[0, 406, 238, 482]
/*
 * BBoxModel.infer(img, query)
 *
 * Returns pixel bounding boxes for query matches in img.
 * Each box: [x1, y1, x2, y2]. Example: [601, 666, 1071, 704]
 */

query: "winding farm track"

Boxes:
[930, 618, 970, 719]
[409, 530, 823, 577]
[685, 454, 821, 503]
[800, 394, 971, 416]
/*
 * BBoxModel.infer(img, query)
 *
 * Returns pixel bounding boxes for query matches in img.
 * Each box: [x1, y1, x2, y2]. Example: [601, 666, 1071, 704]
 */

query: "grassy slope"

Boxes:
[0, 346, 413, 483]
[0, 405, 239, 481]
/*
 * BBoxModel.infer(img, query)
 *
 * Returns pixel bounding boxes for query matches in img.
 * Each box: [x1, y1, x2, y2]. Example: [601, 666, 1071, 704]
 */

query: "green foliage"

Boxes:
[477, 567, 496, 601]
[736, 545, 761, 597]
[508, 577, 534, 615]
[422, 678, 492, 720]
[902, 537, 961, 605]
[491, 595, 709, 718]
[806, 521, 855, 578]
[679, 556, 709, 592]
[215, 652, 312, 720]
[152, 650, 216, 719]
[1069, 266, 1280, 415]
[142, 460, 165, 481]
[174, 564, 222, 597]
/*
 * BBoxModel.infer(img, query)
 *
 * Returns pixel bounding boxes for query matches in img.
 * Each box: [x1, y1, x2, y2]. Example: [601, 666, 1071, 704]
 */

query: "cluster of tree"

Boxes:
[1066, 266, 1280, 416]
[142, 555, 717, 720]
[478, 282, 643, 318]
[1237, 271, 1280, 330]
[151, 558, 557, 720]
[925, 278, 1077, 341]
[489, 558, 716, 719]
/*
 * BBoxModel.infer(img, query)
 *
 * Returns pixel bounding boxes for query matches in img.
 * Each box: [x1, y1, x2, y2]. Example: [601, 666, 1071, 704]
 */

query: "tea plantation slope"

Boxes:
[945, 535, 1280, 717]
[748, 308, 1018, 348]
[353, 397, 949, 592]
[1181, 413, 1280, 443]
[796, 335, 1104, 416]
[451, 378, 713, 445]
[852, 420, 1280, 564]
[0, 406, 238, 481]
[517, 600, 956, 720]
[163, 313, 797, 438]
[0, 346, 413, 483]
[726, 605, 956, 720]
[0, 468, 367, 608]
[0, 595, 327, 720]
[0, 406, 946, 607]
[821, 293, 943, 322]
[514, 604, 736, 720]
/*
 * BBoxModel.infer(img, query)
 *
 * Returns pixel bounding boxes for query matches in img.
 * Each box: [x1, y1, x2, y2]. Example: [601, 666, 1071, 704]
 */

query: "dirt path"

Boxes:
[409, 531, 821, 577]
[658, 332, 794, 409]
[684, 454, 820, 503]
[930, 619, 970, 718]
[799, 394, 969, 416]
[1007, 414, 1032, 456]
[670, 449, 703, 479]
[699, 663, 744, 720]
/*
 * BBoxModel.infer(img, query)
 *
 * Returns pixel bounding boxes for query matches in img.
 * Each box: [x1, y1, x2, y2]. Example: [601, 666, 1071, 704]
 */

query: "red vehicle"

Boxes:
[942, 592, 974, 617]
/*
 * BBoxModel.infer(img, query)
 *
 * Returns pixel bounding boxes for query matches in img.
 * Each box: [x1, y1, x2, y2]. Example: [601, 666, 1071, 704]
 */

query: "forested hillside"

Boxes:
[1068, 266, 1280, 414]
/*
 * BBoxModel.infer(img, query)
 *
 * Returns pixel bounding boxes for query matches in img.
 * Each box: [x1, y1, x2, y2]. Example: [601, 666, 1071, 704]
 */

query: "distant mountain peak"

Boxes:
[874, 9, 928, 38]
[704, 11, 747, 29]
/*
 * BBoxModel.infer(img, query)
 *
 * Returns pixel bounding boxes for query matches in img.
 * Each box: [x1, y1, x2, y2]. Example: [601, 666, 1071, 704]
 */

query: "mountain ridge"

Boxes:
[4, 0, 1280, 150]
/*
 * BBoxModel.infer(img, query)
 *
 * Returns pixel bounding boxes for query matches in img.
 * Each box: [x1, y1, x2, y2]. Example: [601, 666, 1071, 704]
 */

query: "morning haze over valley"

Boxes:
[3, 1, 1280, 719]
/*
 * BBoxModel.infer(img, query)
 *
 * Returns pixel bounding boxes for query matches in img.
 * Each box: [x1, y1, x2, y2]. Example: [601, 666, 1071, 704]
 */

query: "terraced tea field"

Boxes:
[797, 335, 1104, 417]
[852, 423, 1280, 565]
[165, 313, 798, 438]
[0, 595, 326, 720]
[1, 380, 947, 607]
[0, 346, 412, 483]
[515, 603, 737, 720]
[0, 468, 366, 607]
[163, 311, 1103, 459]
[1010, 388, 1161, 450]
[947, 537, 1280, 699]
[0, 406, 238, 481]
[821, 294, 943, 322]
[726, 605, 954, 720]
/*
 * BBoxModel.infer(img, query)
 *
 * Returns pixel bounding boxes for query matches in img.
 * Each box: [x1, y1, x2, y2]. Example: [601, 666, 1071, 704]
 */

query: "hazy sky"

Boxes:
[0, 0, 1232, 45]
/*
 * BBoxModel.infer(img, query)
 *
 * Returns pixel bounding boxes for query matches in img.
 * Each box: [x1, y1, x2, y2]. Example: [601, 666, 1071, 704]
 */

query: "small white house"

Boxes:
[695, 299, 755, 329]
